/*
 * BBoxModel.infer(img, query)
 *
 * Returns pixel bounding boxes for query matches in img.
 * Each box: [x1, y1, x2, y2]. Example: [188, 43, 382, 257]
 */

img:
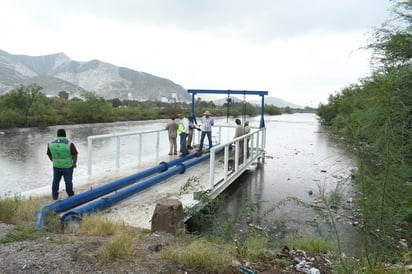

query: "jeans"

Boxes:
[199, 131, 212, 151]
[180, 133, 188, 154]
[52, 167, 75, 198]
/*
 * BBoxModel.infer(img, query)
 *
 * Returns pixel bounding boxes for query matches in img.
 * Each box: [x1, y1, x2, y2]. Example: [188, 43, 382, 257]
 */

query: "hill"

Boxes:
[0, 49, 304, 107]
[0, 49, 190, 102]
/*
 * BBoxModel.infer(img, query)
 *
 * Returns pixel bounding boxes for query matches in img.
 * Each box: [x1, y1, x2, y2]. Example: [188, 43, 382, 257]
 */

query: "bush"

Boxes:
[162, 239, 233, 273]
[0, 195, 41, 224]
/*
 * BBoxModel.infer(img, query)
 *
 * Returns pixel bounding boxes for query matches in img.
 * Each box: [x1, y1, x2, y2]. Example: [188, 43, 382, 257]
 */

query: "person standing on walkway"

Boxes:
[178, 113, 190, 156]
[234, 118, 245, 163]
[198, 110, 214, 151]
[187, 116, 200, 150]
[166, 114, 179, 155]
[187, 116, 194, 150]
[244, 121, 251, 157]
[47, 128, 78, 200]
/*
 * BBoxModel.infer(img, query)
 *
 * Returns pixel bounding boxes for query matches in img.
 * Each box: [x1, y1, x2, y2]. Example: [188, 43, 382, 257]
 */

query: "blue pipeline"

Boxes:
[60, 152, 213, 225]
[36, 153, 196, 229]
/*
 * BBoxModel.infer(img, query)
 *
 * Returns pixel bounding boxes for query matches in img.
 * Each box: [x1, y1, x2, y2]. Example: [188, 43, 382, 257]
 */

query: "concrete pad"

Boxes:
[96, 153, 228, 229]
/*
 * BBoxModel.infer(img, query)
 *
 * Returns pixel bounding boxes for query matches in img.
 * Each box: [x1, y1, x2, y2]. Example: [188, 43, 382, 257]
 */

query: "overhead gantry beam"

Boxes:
[187, 89, 268, 128]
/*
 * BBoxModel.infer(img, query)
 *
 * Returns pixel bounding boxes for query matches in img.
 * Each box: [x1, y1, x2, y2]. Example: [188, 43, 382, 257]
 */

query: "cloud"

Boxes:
[0, 0, 394, 107]
[3, 0, 391, 39]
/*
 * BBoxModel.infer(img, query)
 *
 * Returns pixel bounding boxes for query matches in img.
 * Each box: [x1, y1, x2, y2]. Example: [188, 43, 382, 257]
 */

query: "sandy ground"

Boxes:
[99, 154, 226, 229]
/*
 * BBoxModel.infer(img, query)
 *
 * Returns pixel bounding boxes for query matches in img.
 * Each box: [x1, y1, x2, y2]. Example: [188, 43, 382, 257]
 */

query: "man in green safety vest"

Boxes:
[178, 113, 190, 156]
[47, 128, 78, 200]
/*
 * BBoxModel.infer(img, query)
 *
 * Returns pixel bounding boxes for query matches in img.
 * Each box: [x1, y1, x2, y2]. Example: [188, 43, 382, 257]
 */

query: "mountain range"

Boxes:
[0, 49, 190, 102]
[0, 49, 301, 107]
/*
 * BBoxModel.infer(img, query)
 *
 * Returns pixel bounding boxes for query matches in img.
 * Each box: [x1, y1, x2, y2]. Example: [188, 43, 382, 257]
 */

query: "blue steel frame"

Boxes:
[187, 89, 268, 128]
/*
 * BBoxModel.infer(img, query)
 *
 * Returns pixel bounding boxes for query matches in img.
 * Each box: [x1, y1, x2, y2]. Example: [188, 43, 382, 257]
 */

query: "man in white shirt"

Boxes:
[198, 110, 214, 151]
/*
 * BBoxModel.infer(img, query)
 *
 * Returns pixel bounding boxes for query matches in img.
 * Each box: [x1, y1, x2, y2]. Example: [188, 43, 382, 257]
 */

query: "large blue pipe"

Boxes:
[61, 152, 213, 226]
[36, 153, 196, 229]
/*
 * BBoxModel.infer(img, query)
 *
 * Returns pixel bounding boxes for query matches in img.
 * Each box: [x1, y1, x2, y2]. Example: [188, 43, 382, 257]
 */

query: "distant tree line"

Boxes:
[317, 1, 411, 268]
[0, 85, 312, 129]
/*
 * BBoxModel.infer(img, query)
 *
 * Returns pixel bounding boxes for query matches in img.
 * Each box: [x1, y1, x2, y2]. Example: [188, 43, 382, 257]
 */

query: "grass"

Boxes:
[286, 233, 334, 254]
[161, 238, 234, 273]
[0, 195, 47, 243]
[80, 213, 126, 236]
[78, 213, 140, 265]
[234, 235, 269, 262]
[81, 216, 138, 264]
[1, 195, 410, 273]
[45, 211, 64, 233]
[0, 195, 42, 224]
[0, 224, 46, 243]
[98, 229, 137, 264]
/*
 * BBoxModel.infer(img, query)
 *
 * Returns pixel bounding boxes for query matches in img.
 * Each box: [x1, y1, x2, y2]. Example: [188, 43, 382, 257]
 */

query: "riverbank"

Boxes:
[2, 218, 411, 273]
[0, 220, 335, 273]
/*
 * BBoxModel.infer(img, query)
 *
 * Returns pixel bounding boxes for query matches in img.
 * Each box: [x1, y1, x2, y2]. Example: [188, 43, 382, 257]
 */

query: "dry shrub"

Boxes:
[80, 213, 126, 236]
[0, 196, 41, 224]
[98, 229, 136, 264]
[162, 239, 233, 273]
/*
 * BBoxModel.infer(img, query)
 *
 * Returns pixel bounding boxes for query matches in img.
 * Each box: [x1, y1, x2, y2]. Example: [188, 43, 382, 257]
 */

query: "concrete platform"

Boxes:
[98, 151, 228, 229]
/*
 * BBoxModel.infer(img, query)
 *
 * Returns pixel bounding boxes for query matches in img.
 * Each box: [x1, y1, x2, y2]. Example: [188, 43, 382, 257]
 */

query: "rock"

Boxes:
[151, 199, 184, 234]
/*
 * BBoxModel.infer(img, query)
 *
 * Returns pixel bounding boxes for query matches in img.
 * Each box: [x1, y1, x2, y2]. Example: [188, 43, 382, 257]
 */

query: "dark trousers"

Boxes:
[52, 167, 75, 198]
[180, 133, 189, 154]
[199, 131, 212, 151]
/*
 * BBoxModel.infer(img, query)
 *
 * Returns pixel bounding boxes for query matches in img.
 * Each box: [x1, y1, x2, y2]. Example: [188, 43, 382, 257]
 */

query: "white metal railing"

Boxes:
[86, 125, 218, 176]
[86, 124, 265, 177]
[208, 127, 266, 195]
[87, 128, 165, 176]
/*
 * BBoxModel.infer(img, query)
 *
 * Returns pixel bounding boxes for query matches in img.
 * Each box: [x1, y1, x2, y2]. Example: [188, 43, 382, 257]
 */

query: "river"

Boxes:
[0, 113, 360, 253]
[206, 113, 361, 253]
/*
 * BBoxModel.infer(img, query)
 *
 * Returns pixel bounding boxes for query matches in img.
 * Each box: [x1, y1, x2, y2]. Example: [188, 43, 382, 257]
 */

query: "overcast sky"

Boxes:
[0, 0, 394, 107]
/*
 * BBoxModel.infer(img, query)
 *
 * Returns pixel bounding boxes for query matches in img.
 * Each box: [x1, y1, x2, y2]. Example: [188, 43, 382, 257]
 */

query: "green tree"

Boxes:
[0, 108, 22, 128]
[68, 92, 114, 123]
[369, 0, 412, 66]
[110, 98, 122, 108]
[317, 0, 412, 266]
[1, 84, 48, 127]
[282, 106, 293, 114]
[58, 90, 69, 100]
[264, 104, 281, 115]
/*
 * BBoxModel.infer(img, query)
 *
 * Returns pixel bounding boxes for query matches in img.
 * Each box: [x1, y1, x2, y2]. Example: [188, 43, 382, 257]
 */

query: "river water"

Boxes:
[209, 114, 361, 253]
[0, 113, 360, 252]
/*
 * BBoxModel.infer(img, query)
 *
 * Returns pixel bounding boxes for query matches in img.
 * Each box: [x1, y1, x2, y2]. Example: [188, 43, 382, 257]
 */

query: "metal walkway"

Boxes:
[99, 127, 267, 229]
[36, 125, 266, 230]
